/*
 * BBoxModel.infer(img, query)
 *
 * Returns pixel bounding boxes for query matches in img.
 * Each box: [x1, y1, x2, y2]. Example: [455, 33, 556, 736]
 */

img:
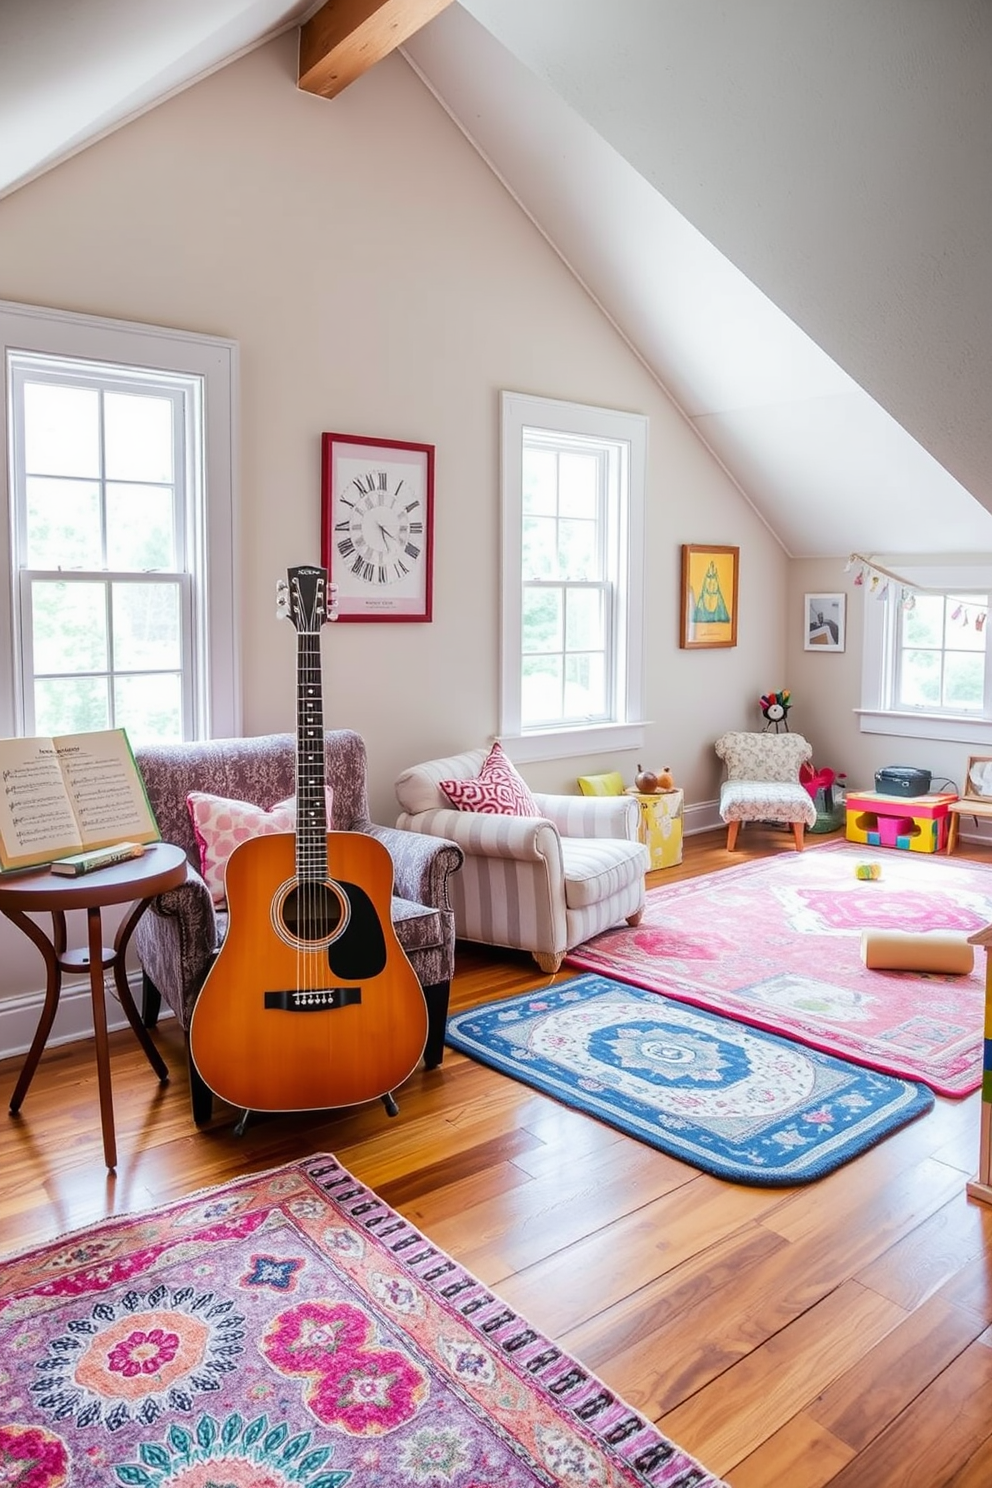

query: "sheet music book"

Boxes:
[0, 729, 160, 873]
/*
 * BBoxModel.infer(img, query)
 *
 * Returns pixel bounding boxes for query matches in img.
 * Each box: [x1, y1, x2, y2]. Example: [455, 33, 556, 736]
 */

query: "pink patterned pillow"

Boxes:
[441, 741, 539, 816]
[186, 790, 333, 907]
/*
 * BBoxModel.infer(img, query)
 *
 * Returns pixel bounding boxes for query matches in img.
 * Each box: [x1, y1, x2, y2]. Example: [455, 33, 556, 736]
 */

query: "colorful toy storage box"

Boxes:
[624, 788, 684, 869]
[845, 789, 957, 853]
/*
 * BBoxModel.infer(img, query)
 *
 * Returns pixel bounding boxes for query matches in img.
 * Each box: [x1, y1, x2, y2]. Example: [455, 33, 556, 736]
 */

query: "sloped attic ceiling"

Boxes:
[1, 0, 990, 562]
[448, 0, 992, 540]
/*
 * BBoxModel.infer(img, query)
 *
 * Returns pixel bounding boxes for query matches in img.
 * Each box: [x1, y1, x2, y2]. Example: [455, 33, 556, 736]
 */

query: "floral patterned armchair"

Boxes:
[714, 731, 817, 850]
[132, 731, 463, 1123]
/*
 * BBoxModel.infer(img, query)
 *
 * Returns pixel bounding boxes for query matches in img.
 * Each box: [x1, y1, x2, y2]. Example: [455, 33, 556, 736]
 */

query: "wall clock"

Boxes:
[320, 432, 434, 622]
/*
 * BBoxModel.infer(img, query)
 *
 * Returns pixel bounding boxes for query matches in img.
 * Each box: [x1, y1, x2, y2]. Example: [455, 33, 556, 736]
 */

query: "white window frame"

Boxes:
[500, 391, 646, 763]
[1, 299, 240, 740]
[858, 556, 992, 745]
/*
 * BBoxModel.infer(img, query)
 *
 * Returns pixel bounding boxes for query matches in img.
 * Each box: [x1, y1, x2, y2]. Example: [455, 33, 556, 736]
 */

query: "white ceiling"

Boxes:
[3, 0, 990, 560]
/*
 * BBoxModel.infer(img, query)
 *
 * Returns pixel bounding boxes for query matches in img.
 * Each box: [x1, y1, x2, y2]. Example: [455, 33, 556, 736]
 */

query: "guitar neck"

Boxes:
[296, 625, 328, 881]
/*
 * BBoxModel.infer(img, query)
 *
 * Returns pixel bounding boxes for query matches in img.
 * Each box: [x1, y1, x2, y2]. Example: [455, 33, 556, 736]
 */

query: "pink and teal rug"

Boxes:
[567, 841, 992, 1096]
[0, 1155, 727, 1487]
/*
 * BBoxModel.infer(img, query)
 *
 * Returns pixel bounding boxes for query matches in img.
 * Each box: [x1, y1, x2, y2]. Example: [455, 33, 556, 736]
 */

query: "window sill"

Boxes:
[856, 709, 992, 744]
[501, 721, 648, 764]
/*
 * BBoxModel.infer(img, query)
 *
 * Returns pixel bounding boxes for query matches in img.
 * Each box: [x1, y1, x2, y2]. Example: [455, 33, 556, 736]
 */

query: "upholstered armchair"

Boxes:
[715, 730, 817, 850]
[394, 745, 648, 974]
[132, 731, 463, 1124]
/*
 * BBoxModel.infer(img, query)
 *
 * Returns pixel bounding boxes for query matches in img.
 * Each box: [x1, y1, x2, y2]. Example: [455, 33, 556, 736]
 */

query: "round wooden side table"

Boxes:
[0, 843, 188, 1170]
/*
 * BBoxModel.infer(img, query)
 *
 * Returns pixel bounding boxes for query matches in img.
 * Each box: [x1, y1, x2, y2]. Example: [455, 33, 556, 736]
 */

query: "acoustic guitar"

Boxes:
[189, 564, 427, 1115]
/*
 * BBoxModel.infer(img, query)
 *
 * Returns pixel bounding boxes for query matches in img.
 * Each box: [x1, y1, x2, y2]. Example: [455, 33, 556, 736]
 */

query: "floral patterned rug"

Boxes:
[445, 975, 934, 1184]
[0, 1155, 728, 1488]
[567, 841, 992, 1095]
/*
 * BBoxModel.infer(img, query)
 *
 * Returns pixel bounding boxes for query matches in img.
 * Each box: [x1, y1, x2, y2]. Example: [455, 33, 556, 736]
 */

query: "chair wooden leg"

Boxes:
[726, 820, 741, 850]
[533, 950, 565, 974]
[792, 822, 806, 850]
[626, 908, 644, 927]
[421, 981, 450, 1070]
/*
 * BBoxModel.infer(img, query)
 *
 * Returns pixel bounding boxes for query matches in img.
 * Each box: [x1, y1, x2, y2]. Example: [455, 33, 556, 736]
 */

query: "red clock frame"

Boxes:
[320, 432, 435, 623]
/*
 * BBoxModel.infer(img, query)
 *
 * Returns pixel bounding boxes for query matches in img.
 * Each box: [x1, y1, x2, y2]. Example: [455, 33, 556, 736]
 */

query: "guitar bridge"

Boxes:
[264, 988, 362, 1012]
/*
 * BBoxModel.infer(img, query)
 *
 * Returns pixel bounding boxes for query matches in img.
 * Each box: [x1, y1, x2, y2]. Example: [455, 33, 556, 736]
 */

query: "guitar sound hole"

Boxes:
[279, 882, 348, 945]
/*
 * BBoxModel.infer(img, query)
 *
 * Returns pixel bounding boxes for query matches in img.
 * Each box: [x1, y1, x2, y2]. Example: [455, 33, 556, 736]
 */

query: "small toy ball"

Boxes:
[855, 862, 882, 880]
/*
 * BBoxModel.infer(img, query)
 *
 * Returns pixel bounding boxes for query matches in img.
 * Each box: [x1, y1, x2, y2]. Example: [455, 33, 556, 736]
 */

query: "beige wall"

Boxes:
[0, 34, 787, 1046]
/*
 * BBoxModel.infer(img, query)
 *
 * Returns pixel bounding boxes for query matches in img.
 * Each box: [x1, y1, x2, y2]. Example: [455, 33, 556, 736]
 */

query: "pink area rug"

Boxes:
[0, 1155, 728, 1487]
[567, 841, 992, 1096]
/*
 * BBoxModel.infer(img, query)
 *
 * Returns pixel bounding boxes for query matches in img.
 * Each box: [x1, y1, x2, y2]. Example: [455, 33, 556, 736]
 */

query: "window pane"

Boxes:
[564, 652, 606, 718]
[104, 392, 174, 483]
[565, 587, 605, 650]
[522, 516, 559, 580]
[559, 451, 598, 518]
[522, 655, 562, 724]
[112, 583, 182, 669]
[32, 581, 107, 673]
[522, 447, 557, 515]
[23, 382, 99, 477]
[522, 587, 562, 652]
[945, 594, 987, 651]
[114, 673, 183, 744]
[559, 518, 598, 579]
[34, 676, 110, 736]
[903, 596, 943, 647]
[25, 477, 102, 568]
[900, 649, 940, 707]
[106, 484, 177, 569]
[944, 650, 984, 710]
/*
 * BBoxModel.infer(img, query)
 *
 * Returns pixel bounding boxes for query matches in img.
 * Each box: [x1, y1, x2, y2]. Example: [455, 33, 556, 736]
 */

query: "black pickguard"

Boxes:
[325, 880, 388, 979]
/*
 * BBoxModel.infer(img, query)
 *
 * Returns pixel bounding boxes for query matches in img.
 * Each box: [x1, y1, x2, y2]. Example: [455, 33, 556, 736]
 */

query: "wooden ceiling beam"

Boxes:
[299, 0, 455, 99]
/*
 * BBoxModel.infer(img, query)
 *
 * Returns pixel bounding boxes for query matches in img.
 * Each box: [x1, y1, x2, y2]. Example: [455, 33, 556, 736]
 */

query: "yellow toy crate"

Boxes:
[625, 788, 684, 869]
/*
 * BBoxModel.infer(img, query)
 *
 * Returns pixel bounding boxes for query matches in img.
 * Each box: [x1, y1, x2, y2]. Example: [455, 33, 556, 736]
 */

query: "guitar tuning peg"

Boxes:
[327, 582, 339, 622]
[275, 579, 289, 619]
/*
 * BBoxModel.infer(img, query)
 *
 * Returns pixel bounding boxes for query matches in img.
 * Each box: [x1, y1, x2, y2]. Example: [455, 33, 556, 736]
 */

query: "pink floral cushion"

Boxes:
[440, 741, 539, 816]
[186, 790, 333, 906]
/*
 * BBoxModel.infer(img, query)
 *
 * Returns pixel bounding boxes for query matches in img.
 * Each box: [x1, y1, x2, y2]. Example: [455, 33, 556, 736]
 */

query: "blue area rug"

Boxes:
[445, 974, 935, 1185]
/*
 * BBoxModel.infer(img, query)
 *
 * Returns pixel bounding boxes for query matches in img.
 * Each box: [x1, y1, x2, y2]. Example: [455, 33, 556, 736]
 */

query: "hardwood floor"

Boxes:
[2, 825, 992, 1485]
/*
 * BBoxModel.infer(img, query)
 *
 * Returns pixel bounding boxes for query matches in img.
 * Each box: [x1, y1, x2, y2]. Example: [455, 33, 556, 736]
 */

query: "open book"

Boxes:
[0, 729, 161, 873]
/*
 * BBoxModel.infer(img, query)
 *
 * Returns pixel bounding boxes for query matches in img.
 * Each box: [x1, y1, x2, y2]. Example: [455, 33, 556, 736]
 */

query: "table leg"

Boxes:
[6, 908, 63, 1113]
[86, 905, 117, 1171]
[111, 895, 168, 1082]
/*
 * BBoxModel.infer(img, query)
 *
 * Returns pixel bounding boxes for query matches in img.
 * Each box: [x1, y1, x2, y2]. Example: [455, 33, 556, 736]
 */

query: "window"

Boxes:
[1, 300, 239, 743]
[859, 558, 992, 744]
[501, 392, 646, 761]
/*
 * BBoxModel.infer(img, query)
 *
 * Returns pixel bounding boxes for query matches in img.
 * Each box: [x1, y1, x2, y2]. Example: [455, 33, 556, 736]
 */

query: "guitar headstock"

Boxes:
[277, 566, 338, 629]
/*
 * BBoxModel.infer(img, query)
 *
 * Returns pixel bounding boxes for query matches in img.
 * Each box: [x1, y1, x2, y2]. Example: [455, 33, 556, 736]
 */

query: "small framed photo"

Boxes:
[804, 592, 846, 652]
[680, 544, 739, 649]
[320, 432, 434, 622]
[963, 756, 992, 802]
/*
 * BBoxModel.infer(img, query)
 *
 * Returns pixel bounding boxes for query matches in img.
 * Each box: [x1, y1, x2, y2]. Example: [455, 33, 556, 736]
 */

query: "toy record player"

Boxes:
[874, 766, 932, 797]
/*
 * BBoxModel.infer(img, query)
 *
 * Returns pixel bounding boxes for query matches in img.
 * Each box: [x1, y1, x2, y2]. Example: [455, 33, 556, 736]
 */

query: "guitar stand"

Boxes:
[231, 1090, 399, 1138]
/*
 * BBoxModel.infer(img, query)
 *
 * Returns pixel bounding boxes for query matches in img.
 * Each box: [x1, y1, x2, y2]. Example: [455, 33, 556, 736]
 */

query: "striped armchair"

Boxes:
[395, 747, 648, 973]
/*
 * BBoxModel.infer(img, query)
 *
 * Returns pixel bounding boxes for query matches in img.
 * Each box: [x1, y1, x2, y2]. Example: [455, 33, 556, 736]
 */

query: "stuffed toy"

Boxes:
[759, 688, 791, 732]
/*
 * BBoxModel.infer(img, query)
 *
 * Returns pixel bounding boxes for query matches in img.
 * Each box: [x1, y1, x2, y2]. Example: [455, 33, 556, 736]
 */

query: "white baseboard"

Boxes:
[684, 798, 723, 836]
[0, 971, 171, 1063]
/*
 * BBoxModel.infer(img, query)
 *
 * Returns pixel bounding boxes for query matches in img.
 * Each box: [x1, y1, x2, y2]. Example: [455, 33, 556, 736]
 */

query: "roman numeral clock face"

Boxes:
[321, 435, 434, 621]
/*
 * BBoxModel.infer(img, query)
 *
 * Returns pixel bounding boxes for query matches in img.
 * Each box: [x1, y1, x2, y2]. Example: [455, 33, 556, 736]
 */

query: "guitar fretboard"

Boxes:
[297, 626, 328, 881]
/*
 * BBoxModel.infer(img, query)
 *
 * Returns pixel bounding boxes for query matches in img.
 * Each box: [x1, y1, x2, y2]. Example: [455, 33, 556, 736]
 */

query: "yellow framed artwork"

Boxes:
[680, 544, 739, 649]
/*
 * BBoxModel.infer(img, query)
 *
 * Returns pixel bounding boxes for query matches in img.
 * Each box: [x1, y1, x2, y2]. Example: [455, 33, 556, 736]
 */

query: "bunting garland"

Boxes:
[845, 553, 988, 630]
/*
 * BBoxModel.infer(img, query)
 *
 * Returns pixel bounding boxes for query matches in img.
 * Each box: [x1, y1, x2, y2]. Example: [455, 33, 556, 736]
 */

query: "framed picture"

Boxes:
[804, 592, 846, 652]
[680, 544, 739, 648]
[320, 432, 434, 622]
[962, 756, 992, 802]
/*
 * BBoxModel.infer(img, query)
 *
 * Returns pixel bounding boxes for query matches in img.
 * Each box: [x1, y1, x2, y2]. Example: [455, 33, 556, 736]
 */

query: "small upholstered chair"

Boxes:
[395, 743, 649, 973]
[132, 731, 463, 1123]
[715, 731, 817, 850]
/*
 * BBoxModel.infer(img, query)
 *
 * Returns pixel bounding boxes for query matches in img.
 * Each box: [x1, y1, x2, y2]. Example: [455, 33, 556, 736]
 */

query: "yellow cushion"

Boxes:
[577, 771, 625, 797]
